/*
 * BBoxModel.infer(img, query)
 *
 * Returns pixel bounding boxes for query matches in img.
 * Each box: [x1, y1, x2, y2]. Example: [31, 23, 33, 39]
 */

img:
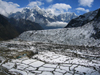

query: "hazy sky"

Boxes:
[0, 0, 100, 16]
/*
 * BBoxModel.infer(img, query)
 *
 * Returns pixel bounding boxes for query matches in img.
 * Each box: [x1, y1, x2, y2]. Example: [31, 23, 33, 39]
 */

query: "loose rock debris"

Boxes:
[0, 41, 100, 75]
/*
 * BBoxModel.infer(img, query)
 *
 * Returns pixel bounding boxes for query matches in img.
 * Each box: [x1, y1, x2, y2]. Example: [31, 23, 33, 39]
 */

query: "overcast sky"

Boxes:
[0, 0, 100, 16]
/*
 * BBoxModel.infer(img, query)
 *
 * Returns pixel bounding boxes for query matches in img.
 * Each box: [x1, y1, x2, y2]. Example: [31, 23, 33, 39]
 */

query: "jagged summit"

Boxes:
[9, 7, 77, 29]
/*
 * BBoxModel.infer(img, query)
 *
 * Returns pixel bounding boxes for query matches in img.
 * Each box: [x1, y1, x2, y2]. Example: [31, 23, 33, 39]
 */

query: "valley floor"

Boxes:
[0, 41, 100, 75]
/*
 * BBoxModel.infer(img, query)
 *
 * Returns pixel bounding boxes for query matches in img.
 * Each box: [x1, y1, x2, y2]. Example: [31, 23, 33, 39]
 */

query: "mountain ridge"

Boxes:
[65, 8, 100, 28]
[9, 7, 78, 29]
[65, 8, 100, 39]
[0, 14, 43, 41]
[9, 17, 43, 33]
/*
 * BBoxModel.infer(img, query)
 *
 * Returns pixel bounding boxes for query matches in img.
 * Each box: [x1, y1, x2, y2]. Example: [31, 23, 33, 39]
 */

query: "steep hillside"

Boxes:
[15, 8, 100, 46]
[65, 8, 100, 39]
[65, 8, 100, 28]
[9, 18, 43, 33]
[0, 14, 19, 41]
[0, 14, 43, 41]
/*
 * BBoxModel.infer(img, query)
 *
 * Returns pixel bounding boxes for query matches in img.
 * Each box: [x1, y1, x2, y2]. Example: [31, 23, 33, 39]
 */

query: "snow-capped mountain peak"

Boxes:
[9, 7, 78, 29]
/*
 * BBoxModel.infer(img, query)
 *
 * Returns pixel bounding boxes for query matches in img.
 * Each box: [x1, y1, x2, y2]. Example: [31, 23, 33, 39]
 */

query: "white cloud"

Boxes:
[0, 0, 22, 16]
[47, 21, 68, 28]
[0, 0, 44, 16]
[76, 7, 89, 13]
[27, 1, 44, 8]
[0, 0, 71, 16]
[46, 3, 72, 15]
[78, 0, 94, 7]
[46, 0, 53, 3]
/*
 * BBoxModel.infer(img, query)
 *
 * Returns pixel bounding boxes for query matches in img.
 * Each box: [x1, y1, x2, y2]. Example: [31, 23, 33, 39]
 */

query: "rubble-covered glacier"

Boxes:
[0, 41, 100, 75]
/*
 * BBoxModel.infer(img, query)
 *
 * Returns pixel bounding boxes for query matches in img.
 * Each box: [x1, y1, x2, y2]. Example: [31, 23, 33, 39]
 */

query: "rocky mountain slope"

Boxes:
[65, 8, 100, 28]
[0, 14, 43, 41]
[65, 8, 100, 39]
[15, 8, 100, 47]
[9, 7, 77, 29]
[0, 14, 19, 41]
[9, 18, 43, 33]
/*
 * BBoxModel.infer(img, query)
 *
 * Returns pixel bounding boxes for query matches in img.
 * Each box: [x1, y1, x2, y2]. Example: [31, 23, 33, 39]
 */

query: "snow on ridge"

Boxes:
[9, 7, 77, 29]
[16, 21, 100, 47]
[77, 9, 99, 21]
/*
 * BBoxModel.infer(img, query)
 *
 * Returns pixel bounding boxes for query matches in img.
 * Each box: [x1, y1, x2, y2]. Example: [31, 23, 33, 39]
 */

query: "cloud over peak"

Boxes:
[0, 0, 72, 16]
[0, 0, 22, 16]
[27, 1, 44, 8]
[78, 0, 94, 7]
[76, 7, 89, 13]
[46, 3, 72, 15]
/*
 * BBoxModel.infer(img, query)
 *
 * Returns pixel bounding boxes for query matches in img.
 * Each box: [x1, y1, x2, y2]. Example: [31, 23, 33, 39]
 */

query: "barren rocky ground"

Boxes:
[0, 41, 100, 75]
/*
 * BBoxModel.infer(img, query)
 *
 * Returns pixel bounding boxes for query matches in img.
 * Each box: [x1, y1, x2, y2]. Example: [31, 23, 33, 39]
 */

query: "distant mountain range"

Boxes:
[16, 8, 100, 46]
[0, 14, 43, 41]
[9, 7, 78, 29]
